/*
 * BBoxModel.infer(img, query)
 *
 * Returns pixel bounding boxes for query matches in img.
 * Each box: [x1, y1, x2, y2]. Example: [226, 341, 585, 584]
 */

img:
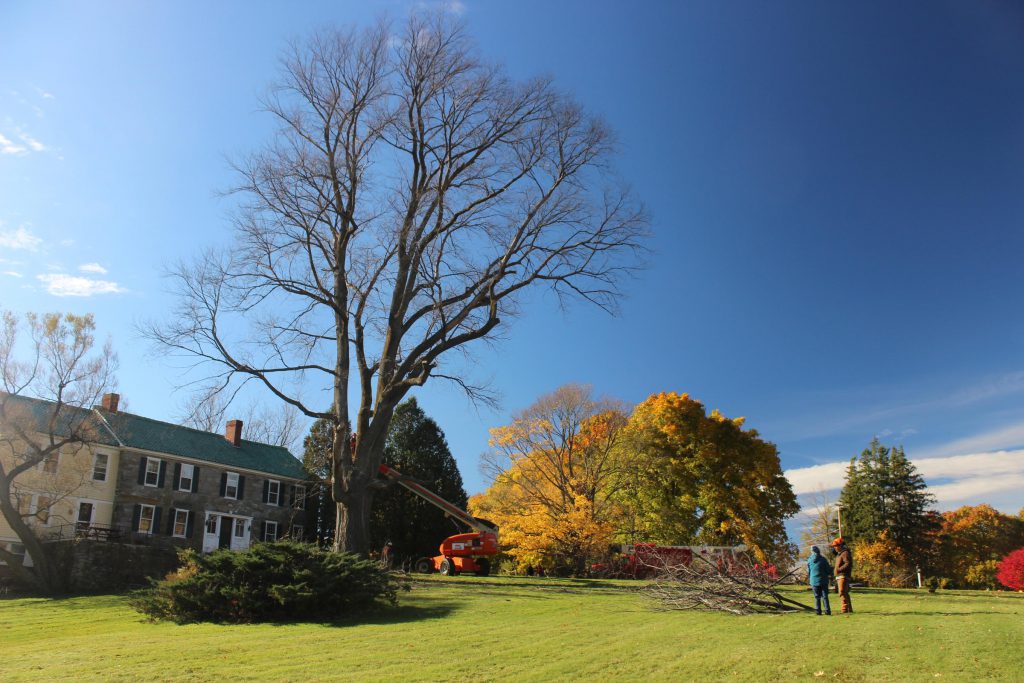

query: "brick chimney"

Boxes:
[100, 393, 120, 413]
[225, 420, 243, 447]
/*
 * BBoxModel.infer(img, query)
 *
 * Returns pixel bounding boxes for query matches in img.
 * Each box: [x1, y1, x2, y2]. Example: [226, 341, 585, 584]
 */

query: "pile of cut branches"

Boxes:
[644, 553, 812, 615]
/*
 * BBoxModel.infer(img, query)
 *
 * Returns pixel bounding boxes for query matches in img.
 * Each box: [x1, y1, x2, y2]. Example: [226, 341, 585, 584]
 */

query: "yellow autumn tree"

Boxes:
[473, 385, 627, 575]
[621, 392, 798, 563]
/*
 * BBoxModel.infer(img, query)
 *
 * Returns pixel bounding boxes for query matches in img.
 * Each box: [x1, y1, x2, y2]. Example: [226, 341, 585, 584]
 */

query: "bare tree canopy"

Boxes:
[0, 311, 118, 592]
[144, 13, 648, 553]
[177, 386, 305, 453]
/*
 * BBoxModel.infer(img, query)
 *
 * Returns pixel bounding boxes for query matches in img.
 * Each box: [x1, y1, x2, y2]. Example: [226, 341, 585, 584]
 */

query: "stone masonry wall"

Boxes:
[112, 451, 310, 550]
[46, 539, 179, 593]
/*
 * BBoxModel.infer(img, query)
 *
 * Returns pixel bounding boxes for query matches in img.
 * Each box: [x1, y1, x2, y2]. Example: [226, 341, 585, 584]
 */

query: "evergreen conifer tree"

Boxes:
[370, 398, 468, 563]
[838, 438, 936, 559]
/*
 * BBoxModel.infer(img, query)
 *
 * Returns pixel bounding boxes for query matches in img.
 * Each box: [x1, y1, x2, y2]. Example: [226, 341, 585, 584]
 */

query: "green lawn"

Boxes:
[1, 576, 1021, 682]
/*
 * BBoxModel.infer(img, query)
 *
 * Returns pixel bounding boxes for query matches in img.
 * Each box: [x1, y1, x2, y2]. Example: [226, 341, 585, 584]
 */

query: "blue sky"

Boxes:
[2, 1, 1023, 523]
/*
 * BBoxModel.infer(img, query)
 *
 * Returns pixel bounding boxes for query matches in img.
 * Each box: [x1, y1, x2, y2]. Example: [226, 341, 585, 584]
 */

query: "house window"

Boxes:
[16, 493, 31, 517]
[263, 521, 278, 542]
[224, 472, 239, 499]
[172, 510, 189, 538]
[77, 502, 93, 530]
[293, 485, 306, 510]
[41, 451, 59, 474]
[36, 496, 52, 525]
[290, 525, 304, 541]
[267, 480, 280, 505]
[178, 463, 194, 491]
[138, 505, 156, 534]
[92, 453, 108, 481]
[205, 514, 218, 534]
[234, 518, 246, 538]
[1, 542, 26, 566]
[144, 458, 161, 487]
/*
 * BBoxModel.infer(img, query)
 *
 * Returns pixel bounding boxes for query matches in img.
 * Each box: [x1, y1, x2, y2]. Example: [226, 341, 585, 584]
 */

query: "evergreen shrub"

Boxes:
[131, 541, 399, 623]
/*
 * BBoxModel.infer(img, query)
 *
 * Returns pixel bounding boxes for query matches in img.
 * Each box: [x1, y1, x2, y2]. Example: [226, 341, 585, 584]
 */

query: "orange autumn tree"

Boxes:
[933, 504, 1024, 588]
[472, 385, 628, 575]
[621, 392, 798, 562]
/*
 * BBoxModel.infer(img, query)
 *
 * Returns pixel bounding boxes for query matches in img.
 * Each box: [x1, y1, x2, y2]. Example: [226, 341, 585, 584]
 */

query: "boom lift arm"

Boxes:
[378, 464, 498, 576]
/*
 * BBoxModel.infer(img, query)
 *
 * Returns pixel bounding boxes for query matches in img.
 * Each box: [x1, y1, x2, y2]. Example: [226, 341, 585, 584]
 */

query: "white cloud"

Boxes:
[3, 271, 23, 278]
[786, 449, 1024, 512]
[18, 131, 46, 152]
[918, 422, 1024, 459]
[59, 238, 75, 248]
[34, 87, 55, 100]
[0, 133, 26, 155]
[0, 127, 48, 154]
[78, 262, 108, 275]
[37, 273, 125, 297]
[0, 226, 42, 251]
[775, 372, 1024, 442]
[786, 461, 849, 496]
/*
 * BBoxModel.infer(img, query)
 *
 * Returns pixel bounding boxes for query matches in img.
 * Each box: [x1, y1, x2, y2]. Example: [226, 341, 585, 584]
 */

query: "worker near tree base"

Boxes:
[831, 537, 853, 614]
[807, 546, 832, 616]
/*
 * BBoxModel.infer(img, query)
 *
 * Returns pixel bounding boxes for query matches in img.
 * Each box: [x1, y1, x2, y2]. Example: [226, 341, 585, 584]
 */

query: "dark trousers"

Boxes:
[812, 585, 831, 615]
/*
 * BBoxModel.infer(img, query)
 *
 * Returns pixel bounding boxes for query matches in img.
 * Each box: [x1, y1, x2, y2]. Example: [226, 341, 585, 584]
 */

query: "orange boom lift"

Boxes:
[378, 464, 499, 576]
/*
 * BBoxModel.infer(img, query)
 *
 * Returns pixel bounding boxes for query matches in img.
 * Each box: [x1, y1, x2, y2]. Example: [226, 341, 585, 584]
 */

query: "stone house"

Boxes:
[1, 392, 309, 571]
[98, 394, 309, 552]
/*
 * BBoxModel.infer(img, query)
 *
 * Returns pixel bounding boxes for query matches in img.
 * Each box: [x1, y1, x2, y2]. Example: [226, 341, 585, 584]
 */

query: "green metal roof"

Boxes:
[1, 393, 307, 480]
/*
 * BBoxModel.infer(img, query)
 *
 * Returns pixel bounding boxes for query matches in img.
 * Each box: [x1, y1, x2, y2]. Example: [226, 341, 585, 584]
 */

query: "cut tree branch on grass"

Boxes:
[644, 553, 815, 615]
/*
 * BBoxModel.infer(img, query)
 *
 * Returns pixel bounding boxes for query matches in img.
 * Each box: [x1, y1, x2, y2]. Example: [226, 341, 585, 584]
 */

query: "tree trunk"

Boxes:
[333, 487, 374, 555]
[330, 401, 397, 555]
[0, 494, 63, 594]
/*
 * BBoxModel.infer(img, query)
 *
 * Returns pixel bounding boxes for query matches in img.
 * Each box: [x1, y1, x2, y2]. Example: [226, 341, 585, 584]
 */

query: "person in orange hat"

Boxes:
[831, 537, 853, 613]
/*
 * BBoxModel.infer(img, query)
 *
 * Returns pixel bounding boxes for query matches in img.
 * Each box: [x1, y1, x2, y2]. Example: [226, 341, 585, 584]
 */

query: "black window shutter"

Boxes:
[286, 485, 294, 508]
[238, 476, 246, 500]
[262, 480, 269, 504]
[131, 504, 141, 532]
[260, 520, 267, 542]
[157, 461, 167, 488]
[166, 509, 176, 535]
[137, 457, 147, 485]
[152, 507, 162, 534]
[185, 511, 194, 539]
[192, 466, 200, 493]
[173, 463, 182, 490]
[219, 472, 227, 497]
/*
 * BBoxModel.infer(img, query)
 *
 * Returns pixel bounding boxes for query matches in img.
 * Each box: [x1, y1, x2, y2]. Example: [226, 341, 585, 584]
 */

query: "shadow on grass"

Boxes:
[404, 576, 640, 595]
[320, 601, 459, 628]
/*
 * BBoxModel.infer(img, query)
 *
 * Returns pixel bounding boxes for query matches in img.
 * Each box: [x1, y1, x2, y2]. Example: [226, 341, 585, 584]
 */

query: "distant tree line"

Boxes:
[836, 438, 1024, 589]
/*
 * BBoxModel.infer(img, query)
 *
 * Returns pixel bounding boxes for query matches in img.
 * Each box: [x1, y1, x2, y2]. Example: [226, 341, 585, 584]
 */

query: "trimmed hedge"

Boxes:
[131, 541, 399, 623]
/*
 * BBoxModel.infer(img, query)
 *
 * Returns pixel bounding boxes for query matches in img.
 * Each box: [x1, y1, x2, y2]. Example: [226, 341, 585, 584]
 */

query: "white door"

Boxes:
[202, 513, 220, 553]
[230, 517, 251, 550]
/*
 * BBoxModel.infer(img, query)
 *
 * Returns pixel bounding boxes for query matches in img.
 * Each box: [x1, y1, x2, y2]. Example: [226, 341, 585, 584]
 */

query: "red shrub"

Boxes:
[996, 547, 1024, 591]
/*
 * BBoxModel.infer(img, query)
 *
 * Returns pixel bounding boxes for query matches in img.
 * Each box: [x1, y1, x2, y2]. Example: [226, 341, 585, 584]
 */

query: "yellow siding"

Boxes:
[0, 434, 120, 546]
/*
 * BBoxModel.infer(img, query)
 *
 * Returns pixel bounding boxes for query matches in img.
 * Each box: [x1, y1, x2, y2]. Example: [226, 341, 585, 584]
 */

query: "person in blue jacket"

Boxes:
[807, 546, 832, 615]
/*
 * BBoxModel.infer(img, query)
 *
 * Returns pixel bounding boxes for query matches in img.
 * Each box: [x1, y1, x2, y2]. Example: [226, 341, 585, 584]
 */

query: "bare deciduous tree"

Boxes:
[799, 488, 839, 553]
[178, 386, 306, 453]
[144, 13, 648, 553]
[0, 311, 118, 592]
